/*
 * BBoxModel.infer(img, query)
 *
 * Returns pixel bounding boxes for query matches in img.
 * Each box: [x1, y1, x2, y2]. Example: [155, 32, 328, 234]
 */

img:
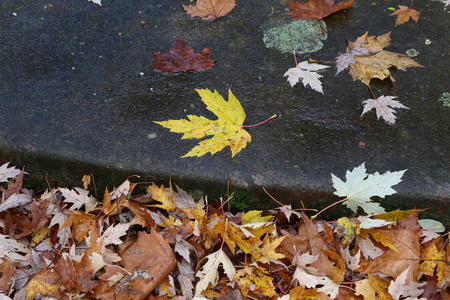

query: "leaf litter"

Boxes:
[0, 162, 447, 299]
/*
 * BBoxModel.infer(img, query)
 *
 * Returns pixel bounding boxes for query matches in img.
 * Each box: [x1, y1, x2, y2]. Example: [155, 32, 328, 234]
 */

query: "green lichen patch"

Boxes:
[263, 20, 327, 54]
[438, 92, 450, 107]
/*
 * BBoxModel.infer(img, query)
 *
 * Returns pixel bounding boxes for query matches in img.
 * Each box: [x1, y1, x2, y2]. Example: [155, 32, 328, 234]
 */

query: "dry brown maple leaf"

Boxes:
[286, 0, 354, 20]
[337, 32, 423, 86]
[183, 0, 236, 20]
[152, 39, 215, 74]
[390, 5, 420, 26]
[361, 229, 420, 282]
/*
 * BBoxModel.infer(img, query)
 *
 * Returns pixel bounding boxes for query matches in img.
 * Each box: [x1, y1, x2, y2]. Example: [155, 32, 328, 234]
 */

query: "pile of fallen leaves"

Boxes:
[0, 162, 448, 300]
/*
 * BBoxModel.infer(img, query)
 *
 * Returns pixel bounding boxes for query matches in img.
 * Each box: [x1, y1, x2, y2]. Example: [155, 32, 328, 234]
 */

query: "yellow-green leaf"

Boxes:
[155, 88, 251, 157]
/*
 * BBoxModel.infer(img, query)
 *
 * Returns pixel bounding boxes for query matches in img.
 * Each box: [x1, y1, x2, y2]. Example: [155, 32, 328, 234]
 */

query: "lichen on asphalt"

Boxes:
[438, 92, 450, 107]
[263, 20, 327, 54]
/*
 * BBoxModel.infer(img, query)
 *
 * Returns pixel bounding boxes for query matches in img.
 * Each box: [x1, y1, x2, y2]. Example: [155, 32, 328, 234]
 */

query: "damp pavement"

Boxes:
[0, 0, 448, 221]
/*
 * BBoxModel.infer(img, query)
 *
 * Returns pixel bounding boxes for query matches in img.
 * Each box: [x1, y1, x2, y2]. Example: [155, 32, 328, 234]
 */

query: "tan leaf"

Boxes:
[361, 229, 420, 282]
[183, 0, 236, 20]
[390, 5, 420, 26]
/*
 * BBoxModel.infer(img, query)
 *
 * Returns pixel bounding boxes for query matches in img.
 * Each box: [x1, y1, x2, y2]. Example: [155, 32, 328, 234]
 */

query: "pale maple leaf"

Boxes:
[49, 210, 71, 246]
[332, 163, 406, 215]
[88, 0, 101, 5]
[335, 41, 370, 74]
[0, 234, 30, 262]
[98, 223, 130, 263]
[388, 267, 426, 299]
[178, 261, 195, 298]
[390, 5, 420, 26]
[284, 61, 330, 93]
[60, 187, 97, 212]
[292, 267, 340, 298]
[0, 162, 23, 182]
[362, 95, 409, 125]
[194, 249, 236, 297]
[99, 223, 130, 246]
[110, 180, 131, 200]
[175, 237, 194, 263]
[155, 89, 252, 157]
[0, 191, 32, 212]
[438, 0, 450, 9]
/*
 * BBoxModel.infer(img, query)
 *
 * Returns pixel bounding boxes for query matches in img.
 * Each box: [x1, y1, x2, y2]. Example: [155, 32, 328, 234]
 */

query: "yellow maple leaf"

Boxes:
[147, 182, 176, 211]
[289, 285, 331, 299]
[390, 5, 420, 26]
[420, 242, 446, 284]
[155, 89, 251, 157]
[372, 208, 425, 224]
[233, 265, 278, 298]
[241, 210, 272, 224]
[354, 274, 391, 300]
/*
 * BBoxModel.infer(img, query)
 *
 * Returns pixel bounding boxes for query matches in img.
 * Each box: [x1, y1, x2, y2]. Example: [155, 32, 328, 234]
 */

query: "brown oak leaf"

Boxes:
[390, 5, 420, 26]
[152, 39, 215, 74]
[183, 0, 236, 20]
[286, 0, 354, 20]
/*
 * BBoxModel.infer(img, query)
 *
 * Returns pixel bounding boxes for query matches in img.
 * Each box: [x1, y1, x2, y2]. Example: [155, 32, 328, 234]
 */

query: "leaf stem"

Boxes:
[312, 198, 348, 219]
[242, 114, 277, 128]
[368, 85, 377, 99]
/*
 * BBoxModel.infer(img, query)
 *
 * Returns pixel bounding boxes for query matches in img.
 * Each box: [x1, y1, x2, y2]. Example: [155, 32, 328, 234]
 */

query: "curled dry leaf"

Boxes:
[152, 39, 215, 74]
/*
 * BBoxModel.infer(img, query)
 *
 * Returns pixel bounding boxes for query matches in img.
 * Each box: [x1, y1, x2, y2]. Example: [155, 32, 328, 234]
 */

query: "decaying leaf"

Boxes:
[155, 89, 251, 157]
[183, 0, 236, 20]
[390, 5, 420, 26]
[286, 0, 354, 20]
[152, 39, 215, 74]
[284, 61, 330, 93]
[332, 163, 406, 215]
[361, 95, 409, 125]
[336, 32, 423, 86]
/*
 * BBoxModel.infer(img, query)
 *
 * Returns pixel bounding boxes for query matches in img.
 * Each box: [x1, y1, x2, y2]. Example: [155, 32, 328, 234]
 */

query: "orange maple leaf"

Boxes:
[390, 5, 420, 26]
[286, 0, 354, 20]
[183, 0, 236, 20]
